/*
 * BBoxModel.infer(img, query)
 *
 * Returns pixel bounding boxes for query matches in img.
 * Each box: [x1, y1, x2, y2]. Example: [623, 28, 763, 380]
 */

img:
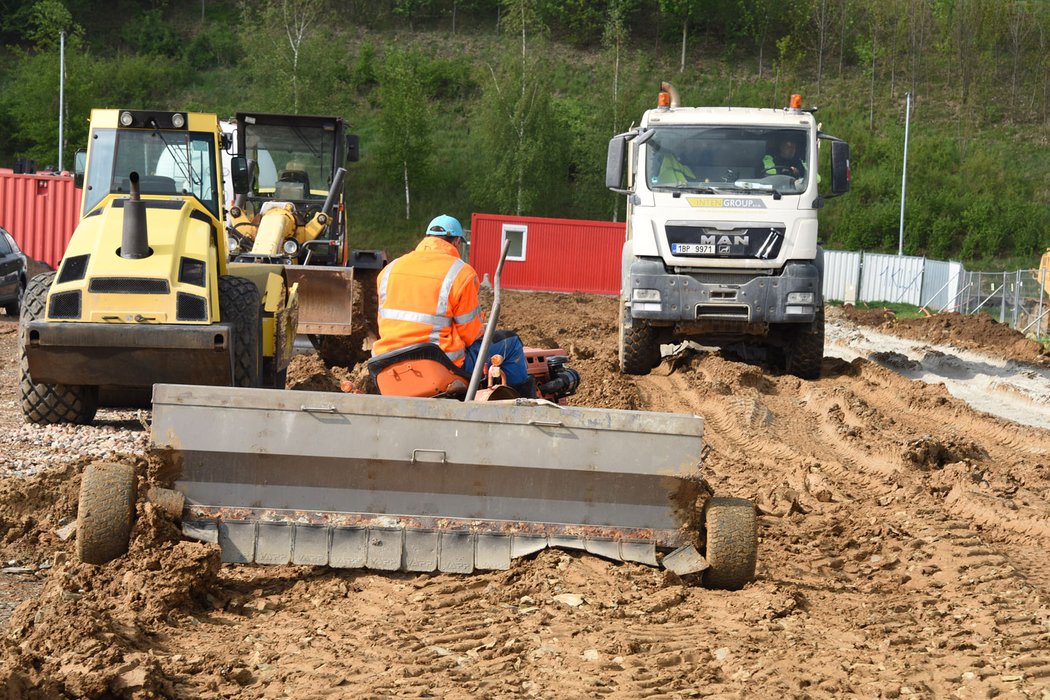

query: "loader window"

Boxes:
[243, 124, 336, 199]
[83, 128, 220, 219]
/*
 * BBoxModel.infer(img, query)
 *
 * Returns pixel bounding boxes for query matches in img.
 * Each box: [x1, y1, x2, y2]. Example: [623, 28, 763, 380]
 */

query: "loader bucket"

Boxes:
[150, 384, 709, 573]
[282, 264, 358, 336]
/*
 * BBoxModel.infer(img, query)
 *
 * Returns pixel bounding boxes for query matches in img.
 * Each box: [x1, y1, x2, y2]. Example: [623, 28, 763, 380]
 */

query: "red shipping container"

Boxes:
[0, 169, 82, 270]
[469, 213, 625, 296]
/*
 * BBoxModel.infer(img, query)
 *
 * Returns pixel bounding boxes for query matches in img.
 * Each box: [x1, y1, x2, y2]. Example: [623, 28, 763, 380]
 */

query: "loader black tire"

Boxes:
[219, 275, 262, 387]
[19, 272, 99, 425]
[783, 307, 824, 380]
[703, 497, 758, 591]
[619, 305, 660, 375]
[76, 462, 136, 565]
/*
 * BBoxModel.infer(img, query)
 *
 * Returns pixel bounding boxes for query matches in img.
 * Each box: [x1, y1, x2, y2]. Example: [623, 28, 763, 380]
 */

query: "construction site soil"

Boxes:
[0, 293, 1048, 698]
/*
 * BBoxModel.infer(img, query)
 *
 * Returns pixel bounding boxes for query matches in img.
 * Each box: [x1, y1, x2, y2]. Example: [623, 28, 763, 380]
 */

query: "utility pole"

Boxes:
[898, 91, 911, 256]
[58, 31, 65, 172]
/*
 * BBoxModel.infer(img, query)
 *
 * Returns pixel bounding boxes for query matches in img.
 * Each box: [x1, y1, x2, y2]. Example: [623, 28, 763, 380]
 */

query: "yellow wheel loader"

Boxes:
[20, 109, 297, 425]
[77, 242, 760, 590]
[225, 112, 385, 352]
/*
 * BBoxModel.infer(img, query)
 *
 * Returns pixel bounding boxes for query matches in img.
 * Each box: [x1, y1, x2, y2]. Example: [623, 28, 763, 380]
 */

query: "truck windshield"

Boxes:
[644, 126, 811, 195]
[83, 128, 219, 218]
[243, 124, 335, 199]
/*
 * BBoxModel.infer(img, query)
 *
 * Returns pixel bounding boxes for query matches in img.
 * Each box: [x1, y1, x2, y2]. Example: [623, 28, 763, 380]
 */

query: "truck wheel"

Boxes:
[4, 276, 24, 316]
[703, 497, 757, 590]
[219, 275, 262, 387]
[619, 305, 660, 375]
[783, 307, 824, 380]
[19, 272, 99, 425]
[77, 462, 136, 565]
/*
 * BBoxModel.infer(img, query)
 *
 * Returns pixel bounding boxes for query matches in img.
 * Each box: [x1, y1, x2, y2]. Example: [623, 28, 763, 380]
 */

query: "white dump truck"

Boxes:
[606, 83, 851, 378]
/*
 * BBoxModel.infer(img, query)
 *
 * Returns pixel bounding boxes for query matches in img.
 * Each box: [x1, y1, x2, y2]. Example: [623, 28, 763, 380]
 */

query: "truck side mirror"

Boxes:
[230, 156, 255, 195]
[73, 149, 87, 189]
[606, 135, 628, 191]
[345, 134, 360, 163]
[830, 140, 851, 196]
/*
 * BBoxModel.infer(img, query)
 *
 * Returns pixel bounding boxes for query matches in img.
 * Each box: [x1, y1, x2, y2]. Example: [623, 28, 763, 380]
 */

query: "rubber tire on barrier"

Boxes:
[783, 307, 825, 380]
[77, 462, 136, 565]
[219, 275, 262, 387]
[703, 497, 758, 591]
[19, 272, 99, 425]
[619, 304, 661, 375]
[4, 276, 24, 317]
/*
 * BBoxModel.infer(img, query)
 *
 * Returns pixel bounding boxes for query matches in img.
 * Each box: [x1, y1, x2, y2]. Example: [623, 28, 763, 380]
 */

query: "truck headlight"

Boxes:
[632, 288, 661, 302]
[787, 292, 815, 304]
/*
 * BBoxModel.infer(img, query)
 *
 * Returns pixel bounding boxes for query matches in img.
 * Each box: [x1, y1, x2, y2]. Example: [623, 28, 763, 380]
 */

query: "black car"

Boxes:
[0, 226, 27, 316]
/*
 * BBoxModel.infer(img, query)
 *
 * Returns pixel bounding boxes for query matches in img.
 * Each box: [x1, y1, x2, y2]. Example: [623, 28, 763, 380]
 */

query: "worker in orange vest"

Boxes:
[372, 215, 535, 396]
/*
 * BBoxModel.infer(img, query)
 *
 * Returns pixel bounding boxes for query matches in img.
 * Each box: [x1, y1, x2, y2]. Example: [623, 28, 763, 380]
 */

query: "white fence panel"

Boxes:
[859, 253, 925, 305]
[919, 260, 963, 311]
[823, 250, 861, 303]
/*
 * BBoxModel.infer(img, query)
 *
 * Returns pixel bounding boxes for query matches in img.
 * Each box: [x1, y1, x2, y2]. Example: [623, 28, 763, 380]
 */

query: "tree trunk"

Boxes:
[680, 20, 687, 72]
[869, 32, 876, 131]
[403, 161, 410, 220]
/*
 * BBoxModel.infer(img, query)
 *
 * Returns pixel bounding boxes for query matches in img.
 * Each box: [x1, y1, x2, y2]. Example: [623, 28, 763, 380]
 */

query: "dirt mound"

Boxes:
[285, 353, 354, 392]
[0, 462, 221, 698]
[838, 305, 1050, 366]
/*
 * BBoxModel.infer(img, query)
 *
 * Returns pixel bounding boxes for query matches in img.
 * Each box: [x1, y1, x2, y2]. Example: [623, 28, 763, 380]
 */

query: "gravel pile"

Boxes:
[0, 410, 149, 476]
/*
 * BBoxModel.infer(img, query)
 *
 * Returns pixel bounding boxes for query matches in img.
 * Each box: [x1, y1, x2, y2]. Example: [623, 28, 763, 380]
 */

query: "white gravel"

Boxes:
[0, 410, 150, 477]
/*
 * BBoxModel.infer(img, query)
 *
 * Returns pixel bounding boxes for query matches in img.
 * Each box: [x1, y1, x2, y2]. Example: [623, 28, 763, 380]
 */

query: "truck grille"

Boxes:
[48, 291, 81, 319]
[88, 278, 170, 294]
[176, 293, 208, 321]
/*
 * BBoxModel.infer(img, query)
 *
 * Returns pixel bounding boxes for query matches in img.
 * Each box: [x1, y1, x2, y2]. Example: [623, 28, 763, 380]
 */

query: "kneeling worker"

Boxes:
[371, 214, 535, 397]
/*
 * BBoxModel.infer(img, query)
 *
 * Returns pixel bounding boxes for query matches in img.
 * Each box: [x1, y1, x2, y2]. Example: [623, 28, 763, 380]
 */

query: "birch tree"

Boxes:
[377, 50, 432, 220]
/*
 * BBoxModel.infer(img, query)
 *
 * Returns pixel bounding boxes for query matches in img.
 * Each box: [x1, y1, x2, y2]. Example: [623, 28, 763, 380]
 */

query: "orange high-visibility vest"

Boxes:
[372, 237, 483, 365]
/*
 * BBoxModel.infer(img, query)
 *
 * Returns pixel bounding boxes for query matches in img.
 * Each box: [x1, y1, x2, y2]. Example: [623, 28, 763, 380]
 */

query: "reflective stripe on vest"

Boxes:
[378, 254, 476, 357]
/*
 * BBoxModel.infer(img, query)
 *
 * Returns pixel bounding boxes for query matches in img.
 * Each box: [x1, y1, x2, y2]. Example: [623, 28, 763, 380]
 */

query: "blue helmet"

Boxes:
[425, 214, 465, 240]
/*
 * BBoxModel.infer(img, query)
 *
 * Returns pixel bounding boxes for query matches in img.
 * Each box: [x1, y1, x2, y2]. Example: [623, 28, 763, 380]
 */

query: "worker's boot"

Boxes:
[511, 377, 537, 399]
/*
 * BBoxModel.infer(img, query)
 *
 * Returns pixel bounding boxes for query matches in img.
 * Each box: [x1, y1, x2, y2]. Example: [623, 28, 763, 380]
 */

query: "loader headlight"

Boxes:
[171, 112, 186, 129]
[632, 288, 661, 302]
[787, 292, 815, 304]
[227, 236, 241, 254]
[282, 238, 300, 256]
[119, 111, 134, 127]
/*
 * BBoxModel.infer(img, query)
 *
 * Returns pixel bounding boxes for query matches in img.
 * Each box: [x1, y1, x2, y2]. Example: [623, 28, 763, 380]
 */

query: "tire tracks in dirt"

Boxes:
[630, 350, 1050, 694]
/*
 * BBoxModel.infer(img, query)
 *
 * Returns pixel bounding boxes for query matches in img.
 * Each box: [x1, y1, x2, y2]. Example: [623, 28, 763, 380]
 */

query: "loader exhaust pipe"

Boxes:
[120, 171, 150, 259]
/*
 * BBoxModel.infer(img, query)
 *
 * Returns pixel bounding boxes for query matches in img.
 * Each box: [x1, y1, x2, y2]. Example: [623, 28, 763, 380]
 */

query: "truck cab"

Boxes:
[607, 85, 851, 379]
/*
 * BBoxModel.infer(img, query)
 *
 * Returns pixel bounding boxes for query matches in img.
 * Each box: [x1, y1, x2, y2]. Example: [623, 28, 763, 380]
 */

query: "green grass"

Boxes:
[827, 300, 928, 320]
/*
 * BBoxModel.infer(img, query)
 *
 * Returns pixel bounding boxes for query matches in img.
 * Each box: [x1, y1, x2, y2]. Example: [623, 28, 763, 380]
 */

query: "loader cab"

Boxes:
[234, 112, 355, 266]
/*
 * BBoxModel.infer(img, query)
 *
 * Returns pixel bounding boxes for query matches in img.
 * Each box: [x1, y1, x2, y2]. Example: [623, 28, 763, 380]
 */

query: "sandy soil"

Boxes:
[1, 297, 1049, 698]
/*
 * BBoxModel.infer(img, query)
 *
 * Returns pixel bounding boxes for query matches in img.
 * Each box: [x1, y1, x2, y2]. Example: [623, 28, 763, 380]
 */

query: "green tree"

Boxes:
[376, 50, 433, 220]
[659, 0, 704, 72]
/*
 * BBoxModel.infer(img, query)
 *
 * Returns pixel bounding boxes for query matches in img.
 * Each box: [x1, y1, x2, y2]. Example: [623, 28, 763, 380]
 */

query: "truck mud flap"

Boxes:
[150, 384, 708, 573]
[282, 265, 356, 336]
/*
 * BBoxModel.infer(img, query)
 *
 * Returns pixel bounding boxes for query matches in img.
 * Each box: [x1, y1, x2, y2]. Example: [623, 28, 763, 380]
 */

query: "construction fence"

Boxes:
[823, 250, 1050, 339]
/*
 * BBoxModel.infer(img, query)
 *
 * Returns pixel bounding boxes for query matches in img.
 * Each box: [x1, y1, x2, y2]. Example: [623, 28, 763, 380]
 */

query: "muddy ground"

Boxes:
[0, 296, 1048, 699]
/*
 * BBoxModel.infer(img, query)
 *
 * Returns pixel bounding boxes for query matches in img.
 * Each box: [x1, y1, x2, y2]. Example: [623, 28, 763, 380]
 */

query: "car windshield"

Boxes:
[243, 123, 335, 198]
[83, 128, 218, 217]
[644, 126, 811, 195]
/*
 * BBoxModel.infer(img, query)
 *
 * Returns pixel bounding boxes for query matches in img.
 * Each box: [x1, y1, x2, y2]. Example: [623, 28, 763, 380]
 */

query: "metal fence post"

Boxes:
[999, 271, 1007, 323]
[1012, 270, 1021, 330]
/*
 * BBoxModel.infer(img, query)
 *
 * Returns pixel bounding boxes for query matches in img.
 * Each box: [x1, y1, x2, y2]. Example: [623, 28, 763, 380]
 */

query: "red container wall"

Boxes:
[0, 169, 82, 270]
[469, 213, 625, 295]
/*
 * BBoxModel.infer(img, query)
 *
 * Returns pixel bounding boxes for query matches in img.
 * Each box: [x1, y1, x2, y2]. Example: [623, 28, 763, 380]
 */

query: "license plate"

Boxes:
[672, 243, 715, 255]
